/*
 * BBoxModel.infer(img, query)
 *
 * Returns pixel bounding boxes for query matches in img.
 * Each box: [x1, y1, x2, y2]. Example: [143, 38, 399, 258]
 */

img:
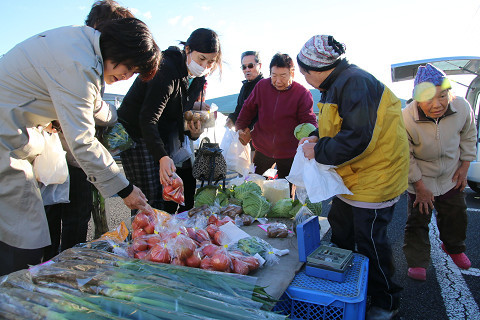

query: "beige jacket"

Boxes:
[402, 97, 477, 196]
[0, 26, 128, 248]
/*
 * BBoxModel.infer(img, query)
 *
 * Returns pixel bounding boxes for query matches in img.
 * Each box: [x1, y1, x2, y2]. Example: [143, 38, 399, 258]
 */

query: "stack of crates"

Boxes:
[273, 254, 369, 320]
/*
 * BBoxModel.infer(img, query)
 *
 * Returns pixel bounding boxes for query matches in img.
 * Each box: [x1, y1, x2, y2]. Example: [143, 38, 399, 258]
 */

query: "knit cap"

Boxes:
[297, 35, 345, 72]
[413, 63, 451, 101]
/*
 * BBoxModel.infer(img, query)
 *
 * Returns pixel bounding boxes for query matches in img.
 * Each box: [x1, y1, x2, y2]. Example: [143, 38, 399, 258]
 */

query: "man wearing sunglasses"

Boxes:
[225, 51, 263, 132]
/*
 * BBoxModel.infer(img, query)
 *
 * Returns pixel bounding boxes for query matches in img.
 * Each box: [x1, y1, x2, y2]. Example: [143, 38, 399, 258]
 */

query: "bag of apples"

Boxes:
[162, 172, 185, 205]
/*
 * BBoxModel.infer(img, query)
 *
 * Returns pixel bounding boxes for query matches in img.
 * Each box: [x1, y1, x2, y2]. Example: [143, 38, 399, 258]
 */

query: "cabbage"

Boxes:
[268, 198, 294, 218]
[242, 191, 271, 219]
[194, 186, 218, 207]
[233, 181, 262, 200]
[294, 123, 316, 140]
[289, 199, 303, 217]
[306, 198, 322, 216]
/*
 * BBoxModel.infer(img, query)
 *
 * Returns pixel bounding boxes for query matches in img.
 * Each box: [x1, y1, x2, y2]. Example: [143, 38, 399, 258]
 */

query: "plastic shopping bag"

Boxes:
[286, 143, 352, 202]
[40, 175, 70, 206]
[33, 131, 68, 186]
[221, 128, 254, 175]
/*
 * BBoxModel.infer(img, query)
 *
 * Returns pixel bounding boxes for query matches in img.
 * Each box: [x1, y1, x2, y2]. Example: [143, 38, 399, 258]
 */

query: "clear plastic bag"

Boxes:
[33, 131, 68, 186]
[162, 173, 185, 206]
[40, 175, 70, 205]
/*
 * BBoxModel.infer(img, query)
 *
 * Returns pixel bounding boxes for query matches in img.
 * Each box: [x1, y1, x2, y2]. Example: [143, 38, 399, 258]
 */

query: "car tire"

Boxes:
[467, 180, 480, 193]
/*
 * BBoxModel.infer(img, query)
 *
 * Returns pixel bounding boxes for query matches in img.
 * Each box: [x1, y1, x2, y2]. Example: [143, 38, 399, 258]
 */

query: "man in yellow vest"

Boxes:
[297, 35, 409, 320]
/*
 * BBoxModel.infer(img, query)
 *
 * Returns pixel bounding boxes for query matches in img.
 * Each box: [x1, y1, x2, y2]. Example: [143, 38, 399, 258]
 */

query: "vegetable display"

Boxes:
[0, 247, 284, 319]
[128, 209, 262, 275]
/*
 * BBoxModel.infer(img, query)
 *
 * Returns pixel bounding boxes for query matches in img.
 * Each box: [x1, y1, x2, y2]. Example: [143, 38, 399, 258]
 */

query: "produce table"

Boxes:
[241, 220, 303, 300]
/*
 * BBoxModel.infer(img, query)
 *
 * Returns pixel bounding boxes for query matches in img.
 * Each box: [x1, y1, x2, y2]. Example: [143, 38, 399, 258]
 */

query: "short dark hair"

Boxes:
[241, 51, 261, 64]
[85, 0, 134, 28]
[269, 53, 294, 71]
[99, 18, 161, 81]
[181, 28, 223, 75]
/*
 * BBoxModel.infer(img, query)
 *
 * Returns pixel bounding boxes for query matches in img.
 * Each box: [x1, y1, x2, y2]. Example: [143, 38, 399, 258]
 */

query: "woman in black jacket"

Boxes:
[118, 28, 222, 214]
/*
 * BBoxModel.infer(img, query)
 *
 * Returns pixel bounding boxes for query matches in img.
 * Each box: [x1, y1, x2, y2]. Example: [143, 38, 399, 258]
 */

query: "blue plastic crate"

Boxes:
[273, 254, 369, 320]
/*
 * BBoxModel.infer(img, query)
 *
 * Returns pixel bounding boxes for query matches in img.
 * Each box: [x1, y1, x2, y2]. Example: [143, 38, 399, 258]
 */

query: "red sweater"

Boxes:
[236, 79, 317, 159]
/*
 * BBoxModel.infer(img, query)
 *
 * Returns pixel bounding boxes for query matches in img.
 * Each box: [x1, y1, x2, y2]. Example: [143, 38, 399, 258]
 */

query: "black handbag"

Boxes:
[193, 137, 227, 187]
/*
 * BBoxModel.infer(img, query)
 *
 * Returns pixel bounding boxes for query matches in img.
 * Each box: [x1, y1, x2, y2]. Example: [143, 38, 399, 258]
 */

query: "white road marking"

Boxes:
[430, 217, 480, 319]
[461, 268, 480, 276]
[467, 208, 480, 212]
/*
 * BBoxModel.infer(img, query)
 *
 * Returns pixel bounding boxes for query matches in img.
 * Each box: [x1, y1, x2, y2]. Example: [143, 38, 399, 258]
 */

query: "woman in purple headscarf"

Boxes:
[402, 63, 477, 281]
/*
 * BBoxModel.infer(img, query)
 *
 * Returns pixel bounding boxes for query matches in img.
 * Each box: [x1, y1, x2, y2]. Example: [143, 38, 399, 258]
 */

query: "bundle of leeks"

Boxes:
[0, 247, 284, 320]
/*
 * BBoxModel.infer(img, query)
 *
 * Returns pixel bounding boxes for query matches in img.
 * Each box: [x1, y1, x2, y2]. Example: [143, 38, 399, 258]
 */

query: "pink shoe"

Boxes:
[441, 243, 471, 270]
[407, 267, 426, 281]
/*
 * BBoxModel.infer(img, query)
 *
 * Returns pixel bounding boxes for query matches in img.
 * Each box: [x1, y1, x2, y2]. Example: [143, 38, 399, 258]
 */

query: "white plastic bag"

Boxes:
[286, 143, 352, 202]
[33, 131, 68, 186]
[221, 128, 254, 175]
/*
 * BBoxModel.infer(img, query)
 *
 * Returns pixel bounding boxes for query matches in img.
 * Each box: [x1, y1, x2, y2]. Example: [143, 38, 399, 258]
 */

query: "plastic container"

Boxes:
[262, 179, 290, 205]
[297, 216, 353, 282]
[273, 254, 369, 320]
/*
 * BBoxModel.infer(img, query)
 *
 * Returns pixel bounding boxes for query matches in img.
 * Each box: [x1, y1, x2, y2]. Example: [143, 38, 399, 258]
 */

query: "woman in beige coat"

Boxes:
[402, 63, 477, 281]
[0, 18, 160, 276]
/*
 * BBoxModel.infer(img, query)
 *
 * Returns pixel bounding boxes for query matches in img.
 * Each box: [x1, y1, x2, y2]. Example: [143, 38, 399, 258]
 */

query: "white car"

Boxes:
[391, 56, 480, 192]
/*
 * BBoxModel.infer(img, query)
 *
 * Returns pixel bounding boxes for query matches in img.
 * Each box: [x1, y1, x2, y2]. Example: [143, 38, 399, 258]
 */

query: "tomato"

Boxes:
[185, 251, 202, 268]
[132, 237, 148, 252]
[132, 228, 146, 240]
[232, 257, 249, 275]
[206, 224, 219, 239]
[133, 212, 149, 229]
[147, 244, 170, 263]
[146, 235, 163, 248]
[171, 191, 185, 204]
[171, 174, 183, 189]
[134, 250, 148, 260]
[195, 229, 210, 243]
[200, 257, 214, 270]
[144, 222, 155, 234]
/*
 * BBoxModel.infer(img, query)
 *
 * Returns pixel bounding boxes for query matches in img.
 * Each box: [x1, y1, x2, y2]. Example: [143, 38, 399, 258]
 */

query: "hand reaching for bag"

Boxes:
[122, 185, 155, 214]
[238, 128, 251, 146]
[159, 156, 176, 185]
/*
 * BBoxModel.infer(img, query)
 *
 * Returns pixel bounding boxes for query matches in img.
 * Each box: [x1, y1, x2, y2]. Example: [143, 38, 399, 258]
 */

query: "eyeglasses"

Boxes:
[241, 63, 257, 70]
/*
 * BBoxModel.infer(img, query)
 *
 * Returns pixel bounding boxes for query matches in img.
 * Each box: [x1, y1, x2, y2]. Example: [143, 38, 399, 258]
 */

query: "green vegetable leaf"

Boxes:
[233, 181, 262, 201]
[267, 198, 294, 218]
[242, 192, 271, 219]
[194, 185, 218, 207]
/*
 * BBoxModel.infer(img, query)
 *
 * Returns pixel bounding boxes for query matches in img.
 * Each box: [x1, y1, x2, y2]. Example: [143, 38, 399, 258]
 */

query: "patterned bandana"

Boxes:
[297, 35, 346, 72]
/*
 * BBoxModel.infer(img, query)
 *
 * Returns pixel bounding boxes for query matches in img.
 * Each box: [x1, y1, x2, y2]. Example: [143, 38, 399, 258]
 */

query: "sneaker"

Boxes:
[366, 306, 399, 320]
[407, 267, 426, 281]
[441, 243, 471, 269]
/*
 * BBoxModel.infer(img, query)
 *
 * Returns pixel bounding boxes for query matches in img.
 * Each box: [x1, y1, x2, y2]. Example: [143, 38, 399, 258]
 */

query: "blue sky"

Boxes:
[2, 0, 480, 100]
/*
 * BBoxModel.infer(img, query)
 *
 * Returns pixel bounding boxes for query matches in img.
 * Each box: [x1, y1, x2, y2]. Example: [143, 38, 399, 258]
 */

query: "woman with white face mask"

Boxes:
[118, 28, 222, 214]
